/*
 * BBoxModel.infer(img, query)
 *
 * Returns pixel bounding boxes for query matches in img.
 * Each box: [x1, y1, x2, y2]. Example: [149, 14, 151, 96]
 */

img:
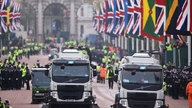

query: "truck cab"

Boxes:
[114, 53, 166, 108]
[31, 67, 50, 103]
[48, 55, 94, 108]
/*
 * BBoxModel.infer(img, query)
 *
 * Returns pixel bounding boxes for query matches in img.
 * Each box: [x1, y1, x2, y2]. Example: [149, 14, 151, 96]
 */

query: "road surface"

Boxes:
[0, 54, 189, 108]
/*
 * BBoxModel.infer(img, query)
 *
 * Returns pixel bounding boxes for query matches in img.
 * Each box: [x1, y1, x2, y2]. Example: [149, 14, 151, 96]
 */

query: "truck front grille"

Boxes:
[57, 85, 84, 100]
[127, 92, 156, 108]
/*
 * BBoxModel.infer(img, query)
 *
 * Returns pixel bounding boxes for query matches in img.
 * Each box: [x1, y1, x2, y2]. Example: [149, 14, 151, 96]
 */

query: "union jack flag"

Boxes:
[125, 0, 134, 35]
[107, 0, 115, 34]
[99, 2, 104, 33]
[110, 0, 118, 35]
[1, 0, 10, 33]
[92, 13, 98, 30]
[113, 0, 121, 35]
[167, 34, 184, 42]
[154, 0, 166, 35]
[103, 0, 109, 33]
[1, 18, 7, 33]
[176, 0, 191, 32]
[132, 0, 142, 36]
[118, 0, 125, 36]
[106, 0, 114, 33]
[8, 0, 15, 32]
[15, 2, 21, 30]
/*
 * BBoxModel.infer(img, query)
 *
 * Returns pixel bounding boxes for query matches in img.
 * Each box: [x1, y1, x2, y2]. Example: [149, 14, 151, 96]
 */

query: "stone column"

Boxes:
[146, 38, 149, 51]
[37, 0, 43, 35]
[141, 40, 144, 51]
[136, 39, 139, 52]
[70, 0, 76, 37]
[132, 38, 135, 52]
[152, 39, 155, 51]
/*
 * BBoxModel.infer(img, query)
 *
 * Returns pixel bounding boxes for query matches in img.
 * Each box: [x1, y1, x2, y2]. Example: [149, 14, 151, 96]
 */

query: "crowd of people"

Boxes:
[0, 55, 33, 90]
[0, 39, 44, 90]
[163, 63, 192, 100]
[92, 44, 120, 89]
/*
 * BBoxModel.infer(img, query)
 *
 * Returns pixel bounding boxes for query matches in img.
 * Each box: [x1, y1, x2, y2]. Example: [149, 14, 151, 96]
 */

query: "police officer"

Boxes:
[4, 100, 12, 108]
[0, 97, 4, 108]
[7, 67, 13, 90]
[36, 60, 41, 68]
[17, 67, 22, 89]
[1, 66, 6, 90]
[172, 73, 180, 99]
[107, 65, 115, 89]
[25, 67, 31, 90]
[165, 72, 172, 96]
[4, 66, 9, 90]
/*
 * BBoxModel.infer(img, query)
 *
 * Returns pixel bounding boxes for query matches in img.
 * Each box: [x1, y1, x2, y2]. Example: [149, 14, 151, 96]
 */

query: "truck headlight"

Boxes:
[156, 101, 164, 107]
[120, 99, 127, 107]
[51, 92, 57, 98]
[84, 92, 91, 98]
[48, 54, 51, 57]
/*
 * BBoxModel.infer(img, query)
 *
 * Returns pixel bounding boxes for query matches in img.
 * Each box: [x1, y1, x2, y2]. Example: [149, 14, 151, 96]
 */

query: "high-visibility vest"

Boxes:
[186, 82, 192, 95]
[102, 56, 107, 63]
[96, 66, 100, 71]
[166, 44, 172, 51]
[21, 68, 27, 77]
[100, 67, 106, 78]
[107, 69, 115, 79]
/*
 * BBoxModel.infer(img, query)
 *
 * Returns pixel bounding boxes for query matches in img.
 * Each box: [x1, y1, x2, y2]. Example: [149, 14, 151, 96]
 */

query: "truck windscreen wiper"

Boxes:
[134, 85, 151, 90]
[63, 78, 80, 83]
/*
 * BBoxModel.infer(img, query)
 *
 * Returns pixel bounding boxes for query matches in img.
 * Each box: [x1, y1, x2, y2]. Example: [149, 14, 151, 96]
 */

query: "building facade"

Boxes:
[21, 0, 96, 42]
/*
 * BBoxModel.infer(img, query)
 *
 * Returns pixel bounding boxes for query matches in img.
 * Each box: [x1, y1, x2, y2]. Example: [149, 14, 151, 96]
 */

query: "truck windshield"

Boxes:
[122, 70, 163, 84]
[121, 69, 163, 90]
[52, 64, 90, 77]
[32, 71, 50, 86]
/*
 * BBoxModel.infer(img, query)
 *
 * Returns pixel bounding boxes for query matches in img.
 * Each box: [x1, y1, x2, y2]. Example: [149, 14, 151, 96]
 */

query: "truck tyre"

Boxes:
[114, 94, 125, 108]
[48, 103, 54, 108]
[114, 94, 120, 108]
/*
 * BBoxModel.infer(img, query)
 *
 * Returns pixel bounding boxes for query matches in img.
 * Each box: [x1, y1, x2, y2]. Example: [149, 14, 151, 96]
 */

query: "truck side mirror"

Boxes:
[92, 68, 97, 77]
[115, 68, 122, 75]
[114, 75, 118, 82]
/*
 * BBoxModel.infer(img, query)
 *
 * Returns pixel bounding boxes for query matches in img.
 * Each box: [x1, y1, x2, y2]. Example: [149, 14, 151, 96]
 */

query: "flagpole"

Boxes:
[188, 36, 191, 66]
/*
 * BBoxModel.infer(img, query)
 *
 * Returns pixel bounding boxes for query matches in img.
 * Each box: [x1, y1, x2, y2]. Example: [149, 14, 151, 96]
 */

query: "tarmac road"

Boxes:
[0, 54, 189, 108]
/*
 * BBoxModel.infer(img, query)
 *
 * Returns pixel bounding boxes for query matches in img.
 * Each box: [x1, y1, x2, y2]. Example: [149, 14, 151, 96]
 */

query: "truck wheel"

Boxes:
[114, 94, 121, 108]
[48, 103, 54, 108]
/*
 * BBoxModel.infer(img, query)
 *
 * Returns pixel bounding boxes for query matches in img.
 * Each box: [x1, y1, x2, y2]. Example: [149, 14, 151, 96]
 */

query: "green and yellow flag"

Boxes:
[142, 0, 164, 41]
[142, 0, 157, 37]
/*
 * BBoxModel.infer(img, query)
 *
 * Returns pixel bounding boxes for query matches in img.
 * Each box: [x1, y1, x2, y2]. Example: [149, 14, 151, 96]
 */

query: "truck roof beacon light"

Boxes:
[140, 66, 146, 70]
[68, 61, 74, 64]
